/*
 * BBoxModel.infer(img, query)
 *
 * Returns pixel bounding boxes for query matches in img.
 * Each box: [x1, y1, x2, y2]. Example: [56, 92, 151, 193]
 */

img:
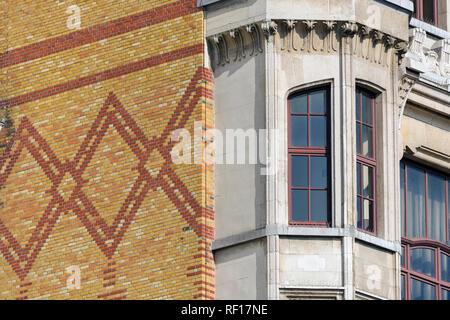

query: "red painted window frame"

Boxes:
[400, 161, 450, 300]
[400, 159, 449, 243]
[401, 239, 450, 300]
[413, 0, 439, 26]
[356, 88, 377, 234]
[288, 86, 331, 227]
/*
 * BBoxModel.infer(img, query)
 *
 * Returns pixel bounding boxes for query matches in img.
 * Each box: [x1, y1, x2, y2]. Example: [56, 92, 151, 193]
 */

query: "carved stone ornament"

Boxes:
[206, 19, 407, 69]
[261, 20, 278, 39]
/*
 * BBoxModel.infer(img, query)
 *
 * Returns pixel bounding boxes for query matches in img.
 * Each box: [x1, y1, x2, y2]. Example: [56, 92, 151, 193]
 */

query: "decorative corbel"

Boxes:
[261, 20, 278, 41]
[398, 75, 416, 129]
[394, 40, 408, 65]
[356, 24, 371, 58]
[245, 23, 263, 56]
[229, 28, 246, 61]
[323, 21, 337, 53]
[369, 30, 384, 64]
[340, 21, 358, 37]
[382, 35, 396, 67]
[212, 33, 229, 66]
[340, 22, 358, 53]
[302, 20, 317, 53]
[281, 20, 298, 51]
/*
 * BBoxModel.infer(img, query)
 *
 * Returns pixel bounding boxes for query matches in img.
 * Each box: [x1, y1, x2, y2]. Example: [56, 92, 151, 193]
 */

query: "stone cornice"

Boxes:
[207, 20, 408, 68]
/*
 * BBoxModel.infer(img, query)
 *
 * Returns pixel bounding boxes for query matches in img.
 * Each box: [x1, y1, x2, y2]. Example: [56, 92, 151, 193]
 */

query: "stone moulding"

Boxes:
[404, 145, 450, 173]
[207, 20, 408, 69]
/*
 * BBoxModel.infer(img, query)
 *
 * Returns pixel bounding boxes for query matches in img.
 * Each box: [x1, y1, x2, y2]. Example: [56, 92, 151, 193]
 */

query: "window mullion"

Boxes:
[446, 178, 449, 243]
[405, 164, 409, 238]
[425, 169, 429, 239]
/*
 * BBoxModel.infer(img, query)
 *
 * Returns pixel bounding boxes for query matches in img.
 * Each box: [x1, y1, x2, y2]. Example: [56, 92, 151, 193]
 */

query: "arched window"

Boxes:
[356, 87, 377, 233]
[288, 86, 330, 226]
[401, 240, 450, 300]
[400, 160, 450, 300]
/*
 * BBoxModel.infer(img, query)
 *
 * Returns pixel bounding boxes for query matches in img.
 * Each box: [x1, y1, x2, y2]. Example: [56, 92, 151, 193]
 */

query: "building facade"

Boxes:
[0, 0, 448, 300]
[0, 0, 214, 299]
[203, 0, 449, 300]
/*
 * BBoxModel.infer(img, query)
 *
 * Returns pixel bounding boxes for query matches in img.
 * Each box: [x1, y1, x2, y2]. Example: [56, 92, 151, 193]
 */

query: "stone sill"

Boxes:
[213, 225, 402, 253]
[410, 18, 450, 39]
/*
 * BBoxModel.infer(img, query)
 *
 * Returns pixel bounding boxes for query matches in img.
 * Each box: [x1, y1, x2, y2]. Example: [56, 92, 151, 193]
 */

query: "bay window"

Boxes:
[400, 159, 450, 300]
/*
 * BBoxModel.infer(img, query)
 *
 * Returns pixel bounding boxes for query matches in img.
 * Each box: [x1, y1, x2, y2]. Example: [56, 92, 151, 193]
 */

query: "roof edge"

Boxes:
[197, 0, 223, 7]
[198, 0, 414, 12]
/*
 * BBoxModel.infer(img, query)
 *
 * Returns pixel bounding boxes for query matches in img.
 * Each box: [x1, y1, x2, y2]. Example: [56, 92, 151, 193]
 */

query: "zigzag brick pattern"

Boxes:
[0, 0, 214, 299]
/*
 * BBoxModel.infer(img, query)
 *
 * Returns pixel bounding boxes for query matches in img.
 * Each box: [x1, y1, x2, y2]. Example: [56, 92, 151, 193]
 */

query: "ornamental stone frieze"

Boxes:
[206, 20, 408, 68]
[405, 28, 450, 89]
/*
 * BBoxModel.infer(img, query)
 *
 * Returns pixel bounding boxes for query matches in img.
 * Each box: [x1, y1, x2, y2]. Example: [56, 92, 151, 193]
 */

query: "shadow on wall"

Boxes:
[0, 108, 15, 158]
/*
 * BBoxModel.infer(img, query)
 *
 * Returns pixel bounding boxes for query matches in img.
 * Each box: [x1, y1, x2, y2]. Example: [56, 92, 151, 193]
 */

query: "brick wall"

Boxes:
[0, 0, 214, 299]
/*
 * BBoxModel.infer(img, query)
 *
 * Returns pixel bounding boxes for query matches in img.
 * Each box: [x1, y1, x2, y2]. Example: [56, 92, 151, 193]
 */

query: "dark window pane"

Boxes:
[362, 125, 373, 158]
[291, 115, 307, 146]
[401, 275, 405, 300]
[356, 123, 361, 154]
[310, 156, 327, 188]
[441, 253, 449, 283]
[422, 0, 435, 25]
[357, 197, 362, 229]
[442, 289, 450, 300]
[292, 190, 308, 222]
[362, 92, 373, 124]
[427, 173, 446, 243]
[357, 162, 362, 195]
[356, 92, 361, 121]
[290, 94, 308, 114]
[310, 90, 326, 114]
[411, 278, 436, 300]
[411, 248, 435, 278]
[310, 116, 327, 147]
[401, 161, 406, 237]
[363, 199, 374, 232]
[311, 190, 328, 222]
[407, 165, 426, 238]
[362, 165, 374, 198]
[401, 246, 405, 267]
[291, 156, 308, 188]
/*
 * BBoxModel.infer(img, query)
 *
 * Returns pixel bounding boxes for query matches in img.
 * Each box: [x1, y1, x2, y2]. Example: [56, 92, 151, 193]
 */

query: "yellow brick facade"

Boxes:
[0, 0, 214, 299]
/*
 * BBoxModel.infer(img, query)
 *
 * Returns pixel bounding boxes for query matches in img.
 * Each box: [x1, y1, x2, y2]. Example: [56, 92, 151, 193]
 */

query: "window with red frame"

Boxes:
[400, 160, 449, 243]
[401, 241, 450, 300]
[356, 88, 377, 233]
[400, 160, 449, 300]
[288, 87, 330, 226]
[413, 0, 439, 26]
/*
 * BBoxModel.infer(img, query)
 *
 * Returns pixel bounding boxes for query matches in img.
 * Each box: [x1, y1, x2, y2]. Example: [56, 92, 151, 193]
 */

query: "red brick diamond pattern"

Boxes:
[0, 67, 210, 281]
